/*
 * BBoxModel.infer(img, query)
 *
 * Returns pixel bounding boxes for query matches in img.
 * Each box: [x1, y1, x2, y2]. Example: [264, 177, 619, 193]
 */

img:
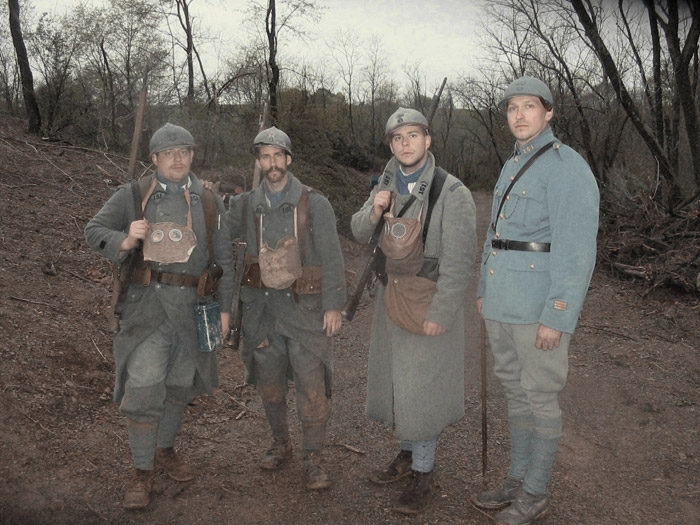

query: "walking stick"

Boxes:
[480, 316, 488, 478]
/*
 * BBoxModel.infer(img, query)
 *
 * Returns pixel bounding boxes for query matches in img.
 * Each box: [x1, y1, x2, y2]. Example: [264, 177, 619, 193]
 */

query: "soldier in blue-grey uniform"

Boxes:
[85, 123, 234, 510]
[351, 108, 476, 515]
[473, 77, 599, 525]
[227, 127, 346, 491]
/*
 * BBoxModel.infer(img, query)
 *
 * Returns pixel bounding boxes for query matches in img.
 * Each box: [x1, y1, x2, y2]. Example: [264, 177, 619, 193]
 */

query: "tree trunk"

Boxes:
[266, 0, 279, 125]
[8, 0, 41, 134]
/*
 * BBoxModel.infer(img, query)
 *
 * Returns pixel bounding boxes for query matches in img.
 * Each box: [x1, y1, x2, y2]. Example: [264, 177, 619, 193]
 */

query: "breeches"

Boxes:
[485, 321, 570, 420]
[120, 322, 196, 421]
[253, 332, 329, 423]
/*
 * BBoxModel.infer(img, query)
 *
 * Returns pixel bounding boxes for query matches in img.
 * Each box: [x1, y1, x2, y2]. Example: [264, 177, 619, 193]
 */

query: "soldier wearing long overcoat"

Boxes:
[351, 108, 476, 514]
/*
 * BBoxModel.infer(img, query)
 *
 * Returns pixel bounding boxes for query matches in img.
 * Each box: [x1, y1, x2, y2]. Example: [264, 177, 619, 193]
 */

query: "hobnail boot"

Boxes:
[259, 439, 293, 471]
[368, 450, 412, 485]
[156, 447, 195, 482]
[393, 470, 436, 515]
[303, 451, 331, 490]
[472, 476, 523, 509]
[122, 469, 155, 510]
[495, 489, 549, 525]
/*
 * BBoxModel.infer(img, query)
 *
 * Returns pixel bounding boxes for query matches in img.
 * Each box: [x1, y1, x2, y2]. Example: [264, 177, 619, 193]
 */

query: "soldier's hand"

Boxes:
[423, 320, 446, 336]
[323, 309, 342, 337]
[535, 324, 562, 350]
[202, 180, 214, 191]
[371, 190, 392, 223]
[121, 219, 149, 251]
[477, 297, 484, 315]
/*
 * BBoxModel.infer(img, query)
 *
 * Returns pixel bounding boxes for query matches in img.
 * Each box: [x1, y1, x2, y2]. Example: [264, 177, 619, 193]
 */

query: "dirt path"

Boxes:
[1, 133, 699, 524]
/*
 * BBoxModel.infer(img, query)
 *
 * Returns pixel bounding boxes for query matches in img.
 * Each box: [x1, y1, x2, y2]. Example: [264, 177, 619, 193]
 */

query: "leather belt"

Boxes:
[151, 270, 200, 287]
[491, 239, 551, 252]
[243, 263, 322, 294]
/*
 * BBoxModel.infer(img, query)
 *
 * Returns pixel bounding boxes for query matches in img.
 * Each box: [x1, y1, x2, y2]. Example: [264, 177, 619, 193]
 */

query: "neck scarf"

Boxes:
[396, 165, 425, 195]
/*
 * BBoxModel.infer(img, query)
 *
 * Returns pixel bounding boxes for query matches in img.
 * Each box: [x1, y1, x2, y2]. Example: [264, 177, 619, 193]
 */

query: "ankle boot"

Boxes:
[393, 470, 436, 515]
[122, 468, 155, 510]
[156, 446, 195, 482]
[259, 439, 293, 470]
[303, 450, 331, 490]
[369, 450, 412, 484]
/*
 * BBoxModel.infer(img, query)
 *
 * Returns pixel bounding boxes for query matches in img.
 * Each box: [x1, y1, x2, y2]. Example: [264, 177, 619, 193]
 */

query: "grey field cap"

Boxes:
[499, 76, 554, 110]
[383, 107, 429, 144]
[149, 123, 195, 155]
[253, 126, 292, 155]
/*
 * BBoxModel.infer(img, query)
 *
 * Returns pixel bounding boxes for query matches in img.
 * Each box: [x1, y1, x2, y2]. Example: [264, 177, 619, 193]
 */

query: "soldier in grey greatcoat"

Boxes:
[85, 123, 234, 510]
[472, 77, 599, 525]
[350, 108, 477, 514]
[227, 127, 345, 490]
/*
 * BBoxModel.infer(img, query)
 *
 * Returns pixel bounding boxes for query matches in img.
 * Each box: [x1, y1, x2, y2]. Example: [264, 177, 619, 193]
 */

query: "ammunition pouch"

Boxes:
[197, 263, 224, 297]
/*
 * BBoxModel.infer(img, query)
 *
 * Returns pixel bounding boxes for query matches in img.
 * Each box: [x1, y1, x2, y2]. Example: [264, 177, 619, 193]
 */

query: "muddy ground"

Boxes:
[1, 118, 699, 524]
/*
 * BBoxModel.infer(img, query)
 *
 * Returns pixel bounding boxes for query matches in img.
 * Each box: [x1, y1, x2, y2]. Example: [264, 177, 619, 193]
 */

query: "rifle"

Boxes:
[225, 102, 267, 345]
[341, 77, 448, 321]
[108, 72, 148, 333]
[227, 239, 247, 350]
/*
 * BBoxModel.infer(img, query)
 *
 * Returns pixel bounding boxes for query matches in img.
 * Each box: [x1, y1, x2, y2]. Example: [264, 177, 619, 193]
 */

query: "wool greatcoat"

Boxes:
[227, 173, 346, 397]
[85, 174, 234, 410]
[350, 152, 477, 441]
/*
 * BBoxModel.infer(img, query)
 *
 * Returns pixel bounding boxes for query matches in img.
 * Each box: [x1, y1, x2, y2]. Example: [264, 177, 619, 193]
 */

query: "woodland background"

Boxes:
[2, 0, 700, 292]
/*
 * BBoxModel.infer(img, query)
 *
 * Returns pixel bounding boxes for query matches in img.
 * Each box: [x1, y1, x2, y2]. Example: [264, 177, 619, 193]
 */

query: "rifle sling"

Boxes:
[491, 141, 555, 232]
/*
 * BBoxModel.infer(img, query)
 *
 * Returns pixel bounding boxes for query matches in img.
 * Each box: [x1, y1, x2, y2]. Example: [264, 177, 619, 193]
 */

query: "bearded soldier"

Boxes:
[227, 127, 345, 490]
[350, 108, 477, 514]
[85, 123, 234, 509]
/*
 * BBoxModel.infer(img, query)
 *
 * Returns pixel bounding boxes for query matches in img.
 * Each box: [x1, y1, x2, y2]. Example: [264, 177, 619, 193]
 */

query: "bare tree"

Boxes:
[328, 29, 362, 143]
[8, 0, 40, 133]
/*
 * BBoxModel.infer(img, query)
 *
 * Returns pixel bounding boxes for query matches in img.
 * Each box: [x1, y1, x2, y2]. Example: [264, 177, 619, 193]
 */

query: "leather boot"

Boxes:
[259, 439, 293, 470]
[495, 489, 549, 525]
[156, 447, 195, 482]
[472, 476, 523, 509]
[303, 450, 331, 490]
[122, 468, 155, 510]
[393, 470, 436, 515]
[368, 450, 412, 484]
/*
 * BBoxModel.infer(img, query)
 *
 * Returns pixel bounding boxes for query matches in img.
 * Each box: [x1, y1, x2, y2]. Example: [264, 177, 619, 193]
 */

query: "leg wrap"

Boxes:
[523, 416, 562, 496]
[157, 400, 187, 449]
[127, 419, 158, 470]
[507, 414, 534, 480]
[263, 401, 289, 443]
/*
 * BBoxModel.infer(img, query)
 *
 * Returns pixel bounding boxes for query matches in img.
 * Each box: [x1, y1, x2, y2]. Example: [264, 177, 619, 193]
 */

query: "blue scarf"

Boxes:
[263, 178, 291, 208]
[396, 165, 425, 195]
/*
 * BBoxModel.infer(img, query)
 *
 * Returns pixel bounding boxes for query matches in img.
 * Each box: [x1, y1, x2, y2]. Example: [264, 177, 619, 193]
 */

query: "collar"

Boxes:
[513, 127, 556, 156]
[156, 172, 192, 194]
[379, 151, 436, 201]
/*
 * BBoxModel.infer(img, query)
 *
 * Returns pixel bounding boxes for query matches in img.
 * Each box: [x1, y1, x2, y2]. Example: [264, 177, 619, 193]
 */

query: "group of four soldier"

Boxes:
[85, 75, 599, 524]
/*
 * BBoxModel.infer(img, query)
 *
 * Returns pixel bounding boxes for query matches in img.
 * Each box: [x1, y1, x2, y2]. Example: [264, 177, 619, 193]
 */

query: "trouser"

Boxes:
[253, 333, 330, 452]
[120, 323, 196, 470]
[399, 438, 439, 473]
[485, 321, 570, 496]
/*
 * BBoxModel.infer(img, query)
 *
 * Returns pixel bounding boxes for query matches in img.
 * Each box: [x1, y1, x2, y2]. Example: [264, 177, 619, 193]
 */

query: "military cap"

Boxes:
[499, 76, 554, 111]
[149, 123, 195, 155]
[253, 126, 292, 155]
[383, 108, 429, 144]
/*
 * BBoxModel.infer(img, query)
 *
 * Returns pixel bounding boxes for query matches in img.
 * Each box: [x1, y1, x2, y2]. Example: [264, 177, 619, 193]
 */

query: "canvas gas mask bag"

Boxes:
[381, 194, 424, 276]
[257, 208, 303, 289]
[142, 186, 198, 264]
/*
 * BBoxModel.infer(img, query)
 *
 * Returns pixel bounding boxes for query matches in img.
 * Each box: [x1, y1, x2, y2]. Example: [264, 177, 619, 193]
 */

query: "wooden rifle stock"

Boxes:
[227, 240, 247, 350]
[108, 71, 148, 333]
[341, 220, 384, 321]
[342, 77, 448, 322]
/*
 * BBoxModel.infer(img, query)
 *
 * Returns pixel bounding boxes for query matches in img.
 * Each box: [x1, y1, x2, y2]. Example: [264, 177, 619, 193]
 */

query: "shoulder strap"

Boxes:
[421, 167, 449, 245]
[492, 141, 555, 232]
[296, 187, 310, 261]
[201, 188, 217, 265]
